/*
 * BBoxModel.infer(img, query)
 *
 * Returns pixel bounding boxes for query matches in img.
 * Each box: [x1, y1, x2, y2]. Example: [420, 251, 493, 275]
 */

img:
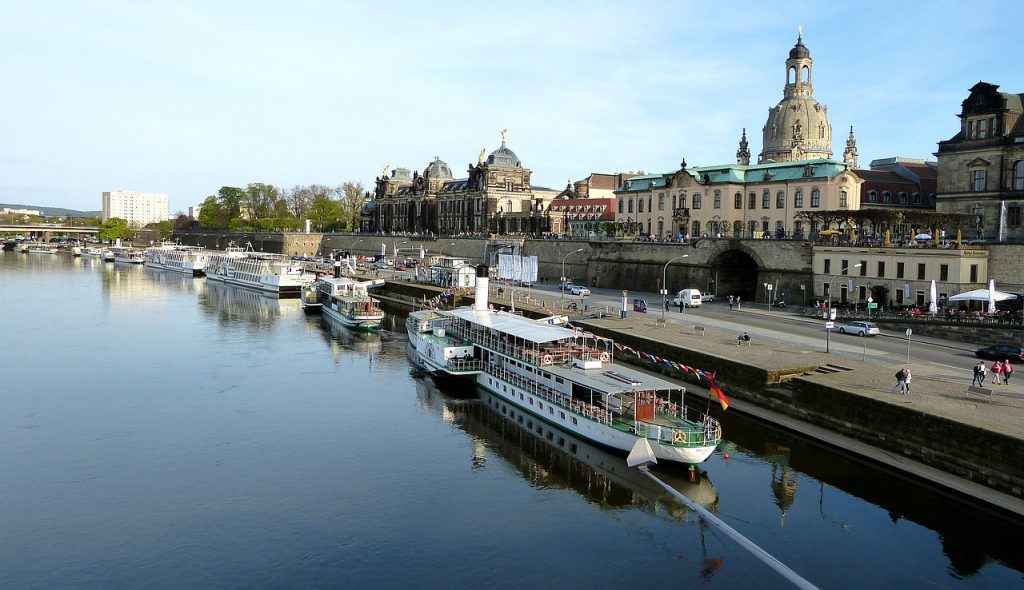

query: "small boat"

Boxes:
[26, 243, 58, 254]
[407, 265, 721, 467]
[101, 249, 115, 262]
[300, 282, 323, 313]
[316, 274, 384, 330]
[71, 246, 82, 256]
[81, 247, 102, 258]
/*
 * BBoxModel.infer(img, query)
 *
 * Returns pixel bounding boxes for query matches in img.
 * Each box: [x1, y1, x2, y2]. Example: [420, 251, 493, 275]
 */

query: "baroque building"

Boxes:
[614, 33, 861, 239]
[935, 81, 1024, 240]
[366, 132, 556, 235]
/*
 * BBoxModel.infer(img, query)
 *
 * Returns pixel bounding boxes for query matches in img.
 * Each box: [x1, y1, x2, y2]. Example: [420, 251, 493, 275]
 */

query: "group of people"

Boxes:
[973, 360, 1015, 386]
[893, 367, 912, 396]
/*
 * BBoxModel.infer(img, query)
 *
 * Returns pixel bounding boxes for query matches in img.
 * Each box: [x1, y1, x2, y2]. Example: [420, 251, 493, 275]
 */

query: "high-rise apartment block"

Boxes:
[102, 190, 169, 227]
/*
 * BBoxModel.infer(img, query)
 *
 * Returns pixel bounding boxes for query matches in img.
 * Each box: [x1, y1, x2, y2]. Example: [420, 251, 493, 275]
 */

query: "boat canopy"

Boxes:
[450, 308, 574, 344]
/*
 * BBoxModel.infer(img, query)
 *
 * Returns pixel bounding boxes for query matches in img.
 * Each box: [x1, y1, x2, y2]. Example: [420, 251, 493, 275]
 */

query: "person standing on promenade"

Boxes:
[1003, 360, 1014, 385]
[973, 361, 986, 386]
[728, 295, 734, 310]
[904, 368, 912, 395]
[991, 361, 1004, 385]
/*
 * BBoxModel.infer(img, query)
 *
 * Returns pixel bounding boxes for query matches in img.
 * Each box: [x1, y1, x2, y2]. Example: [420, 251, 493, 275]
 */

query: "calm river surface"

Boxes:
[2, 251, 1023, 589]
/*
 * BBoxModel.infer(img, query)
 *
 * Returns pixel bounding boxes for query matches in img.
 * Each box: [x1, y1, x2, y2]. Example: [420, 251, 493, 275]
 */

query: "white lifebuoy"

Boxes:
[673, 431, 687, 444]
[542, 354, 553, 365]
[600, 352, 610, 362]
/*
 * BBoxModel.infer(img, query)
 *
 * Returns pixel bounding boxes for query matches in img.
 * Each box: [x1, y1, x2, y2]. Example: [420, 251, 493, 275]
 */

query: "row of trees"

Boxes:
[794, 209, 974, 236]
[196, 182, 367, 232]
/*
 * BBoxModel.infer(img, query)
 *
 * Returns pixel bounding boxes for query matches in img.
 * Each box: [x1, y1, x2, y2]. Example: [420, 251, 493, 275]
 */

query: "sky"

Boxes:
[2, 0, 1022, 214]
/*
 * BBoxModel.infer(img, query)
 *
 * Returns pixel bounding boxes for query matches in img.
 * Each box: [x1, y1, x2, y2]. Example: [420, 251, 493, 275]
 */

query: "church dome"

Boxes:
[487, 144, 521, 168]
[789, 37, 810, 59]
[424, 157, 453, 179]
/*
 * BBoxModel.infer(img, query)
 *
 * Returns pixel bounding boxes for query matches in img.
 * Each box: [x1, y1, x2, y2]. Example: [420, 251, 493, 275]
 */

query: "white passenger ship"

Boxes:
[203, 245, 312, 297]
[144, 243, 209, 276]
[315, 271, 384, 330]
[407, 266, 721, 466]
[111, 247, 145, 264]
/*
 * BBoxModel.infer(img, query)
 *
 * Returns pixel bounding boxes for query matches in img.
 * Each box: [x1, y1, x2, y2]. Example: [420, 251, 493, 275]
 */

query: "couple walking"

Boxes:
[892, 367, 912, 396]
[973, 360, 1014, 386]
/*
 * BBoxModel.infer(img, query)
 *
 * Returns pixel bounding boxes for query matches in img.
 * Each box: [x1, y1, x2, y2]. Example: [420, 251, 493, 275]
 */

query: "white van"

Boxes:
[671, 288, 703, 308]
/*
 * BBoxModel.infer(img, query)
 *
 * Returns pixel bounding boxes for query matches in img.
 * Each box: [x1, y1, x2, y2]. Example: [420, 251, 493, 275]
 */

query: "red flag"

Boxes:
[710, 381, 730, 411]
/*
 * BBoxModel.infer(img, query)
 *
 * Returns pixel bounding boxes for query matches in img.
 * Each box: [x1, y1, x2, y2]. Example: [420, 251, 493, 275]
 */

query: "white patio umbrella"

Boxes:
[915, 233, 932, 240]
[947, 288, 1018, 302]
[928, 280, 938, 314]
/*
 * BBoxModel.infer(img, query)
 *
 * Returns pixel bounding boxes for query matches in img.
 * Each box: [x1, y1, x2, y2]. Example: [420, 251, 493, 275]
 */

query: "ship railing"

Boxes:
[633, 415, 721, 447]
[486, 365, 611, 426]
[446, 358, 484, 372]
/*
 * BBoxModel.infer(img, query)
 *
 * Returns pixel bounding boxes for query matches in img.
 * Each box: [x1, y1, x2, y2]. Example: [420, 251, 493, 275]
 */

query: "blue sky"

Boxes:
[2, 0, 1021, 214]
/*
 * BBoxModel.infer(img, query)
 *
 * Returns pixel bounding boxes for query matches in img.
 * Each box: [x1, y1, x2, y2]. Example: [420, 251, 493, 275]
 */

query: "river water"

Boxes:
[2, 251, 1022, 589]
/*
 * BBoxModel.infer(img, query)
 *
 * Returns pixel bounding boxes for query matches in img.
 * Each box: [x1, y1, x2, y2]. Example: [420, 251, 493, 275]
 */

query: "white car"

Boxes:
[700, 292, 715, 302]
[836, 321, 880, 336]
[570, 285, 590, 297]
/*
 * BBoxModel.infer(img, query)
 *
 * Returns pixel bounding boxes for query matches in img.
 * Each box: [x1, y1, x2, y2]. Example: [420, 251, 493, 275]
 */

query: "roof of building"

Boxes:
[789, 35, 810, 59]
[487, 143, 522, 168]
[854, 170, 917, 184]
[425, 158, 453, 179]
[614, 159, 851, 193]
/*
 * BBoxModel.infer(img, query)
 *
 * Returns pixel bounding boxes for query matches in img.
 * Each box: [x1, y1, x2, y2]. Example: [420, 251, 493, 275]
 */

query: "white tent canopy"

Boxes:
[947, 289, 1018, 302]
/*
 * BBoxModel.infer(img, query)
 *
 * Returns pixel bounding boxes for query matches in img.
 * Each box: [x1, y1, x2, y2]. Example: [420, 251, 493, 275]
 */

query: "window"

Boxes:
[714, 190, 721, 209]
[618, 200, 623, 214]
[692, 221, 700, 236]
[867, 190, 877, 203]
[823, 259, 831, 274]
[648, 196, 652, 212]
[978, 118, 988, 139]
[970, 264, 978, 282]
[1009, 205, 1022, 227]
[638, 199, 644, 213]
[917, 263, 926, 280]
[794, 190, 803, 208]
[762, 218, 769, 232]
[973, 170, 986, 192]
[762, 190, 770, 209]
[749, 192, 757, 209]
[811, 189, 820, 208]
[771, 191, 781, 209]
[672, 195, 677, 210]
[693, 194, 702, 209]
[658, 193, 665, 210]
[839, 190, 848, 208]
[897, 262, 905, 279]
[940, 264, 949, 281]
[882, 191, 892, 203]
[1015, 161, 1024, 190]
[912, 192, 921, 205]
[627, 199, 633, 213]
[841, 260, 849, 274]
[735, 192, 742, 209]
[877, 261, 885, 277]
[899, 192, 908, 204]
[859, 261, 866, 276]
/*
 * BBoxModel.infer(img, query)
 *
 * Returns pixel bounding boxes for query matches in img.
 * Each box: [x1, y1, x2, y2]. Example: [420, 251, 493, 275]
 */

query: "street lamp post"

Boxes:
[561, 248, 585, 300]
[825, 263, 861, 353]
[661, 254, 689, 323]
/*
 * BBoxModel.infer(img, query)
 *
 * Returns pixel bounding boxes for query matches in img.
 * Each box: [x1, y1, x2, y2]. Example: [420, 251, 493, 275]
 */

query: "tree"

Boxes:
[98, 217, 133, 243]
[286, 185, 312, 219]
[217, 186, 245, 220]
[245, 183, 280, 220]
[309, 195, 342, 231]
[198, 196, 227, 229]
[337, 181, 367, 231]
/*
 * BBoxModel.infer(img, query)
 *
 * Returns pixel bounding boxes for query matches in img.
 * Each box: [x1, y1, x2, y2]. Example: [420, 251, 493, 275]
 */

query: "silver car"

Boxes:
[570, 285, 591, 297]
[836, 321, 880, 336]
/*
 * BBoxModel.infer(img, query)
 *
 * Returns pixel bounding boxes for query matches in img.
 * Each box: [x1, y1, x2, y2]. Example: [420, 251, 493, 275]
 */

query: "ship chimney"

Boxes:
[333, 260, 342, 278]
[474, 265, 490, 311]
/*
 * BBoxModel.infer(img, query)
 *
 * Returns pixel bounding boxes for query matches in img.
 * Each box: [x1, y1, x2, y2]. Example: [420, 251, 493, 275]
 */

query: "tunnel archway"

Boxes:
[710, 249, 760, 301]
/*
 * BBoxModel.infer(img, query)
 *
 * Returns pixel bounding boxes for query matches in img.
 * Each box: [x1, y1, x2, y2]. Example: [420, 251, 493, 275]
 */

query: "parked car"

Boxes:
[975, 344, 1024, 363]
[671, 289, 703, 308]
[396, 265, 407, 271]
[836, 321, 880, 336]
[700, 292, 715, 302]
[570, 285, 590, 297]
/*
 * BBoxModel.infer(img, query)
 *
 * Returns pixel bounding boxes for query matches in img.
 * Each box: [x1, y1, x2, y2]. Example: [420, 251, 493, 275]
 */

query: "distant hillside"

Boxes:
[0, 203, 101, 218]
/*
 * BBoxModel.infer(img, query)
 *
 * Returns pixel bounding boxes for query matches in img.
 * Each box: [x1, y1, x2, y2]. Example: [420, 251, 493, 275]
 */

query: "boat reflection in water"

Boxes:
[144, 267, 202, 295]
[410, 353, 718, 518]
[312, 315, 384, 361]
[201, 281, 288, 325]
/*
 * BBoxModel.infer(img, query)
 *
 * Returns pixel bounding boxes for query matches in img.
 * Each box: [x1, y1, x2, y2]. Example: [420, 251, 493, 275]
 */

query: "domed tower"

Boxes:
[423, 156, 454, 192]
[759, 30, 833, 164]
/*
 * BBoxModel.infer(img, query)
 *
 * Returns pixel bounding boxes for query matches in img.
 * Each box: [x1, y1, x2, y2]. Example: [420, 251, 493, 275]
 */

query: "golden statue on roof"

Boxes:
[478, 148, 486, 164]
[500, 128, 507, 144]
[382, 164, 389, 177]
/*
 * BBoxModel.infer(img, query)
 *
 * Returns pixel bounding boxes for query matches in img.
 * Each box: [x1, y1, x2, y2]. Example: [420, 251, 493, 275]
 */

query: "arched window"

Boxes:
[713, 190, 722, 209]
[912, 192, 921, 205]
[839, 190, 848, 208]
[811, 189, 820, 208]
[776, 191, 785, 208]
[788, 67, 796, 84]
[507, 200, 512, 212]
[679, 193, 687, 209]
[762, 217, 770, 232]
[734, 192, 742, 209]
[1015, 161, 1024, 190]
[882, 191, 892, 203]
[899, 192, 908, 204]
[867, 190, 877, 203]
[618, 199, 623, 214]
[794, 190, 804, 208]
[657, 219, 664, 236]
[802, 65, 809, 83]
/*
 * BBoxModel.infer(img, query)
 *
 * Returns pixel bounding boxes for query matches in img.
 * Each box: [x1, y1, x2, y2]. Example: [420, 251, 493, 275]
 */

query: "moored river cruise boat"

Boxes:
[315, 273, 384, 330]
[203, 245, 312, 297]
[144, 243, 209, 276]
[407, 266, 721, 466]
[111, 247, 145, 264]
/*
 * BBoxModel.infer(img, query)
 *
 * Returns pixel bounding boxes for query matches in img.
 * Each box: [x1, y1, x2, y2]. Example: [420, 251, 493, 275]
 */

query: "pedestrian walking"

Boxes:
[736, 296, 741, 310]
[678, 298, 684, 313]
[904, 368, 912, 395]
[972, 361, 986, 386]
[728, 295, 734, 311]
[1003, 360, 1014, 384]
[892, 368, 908, 395]
[991, 361, 1004, 385]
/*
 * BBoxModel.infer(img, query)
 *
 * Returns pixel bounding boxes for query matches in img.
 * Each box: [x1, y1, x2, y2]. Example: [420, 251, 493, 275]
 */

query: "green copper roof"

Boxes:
[615, 159, 850, 193]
